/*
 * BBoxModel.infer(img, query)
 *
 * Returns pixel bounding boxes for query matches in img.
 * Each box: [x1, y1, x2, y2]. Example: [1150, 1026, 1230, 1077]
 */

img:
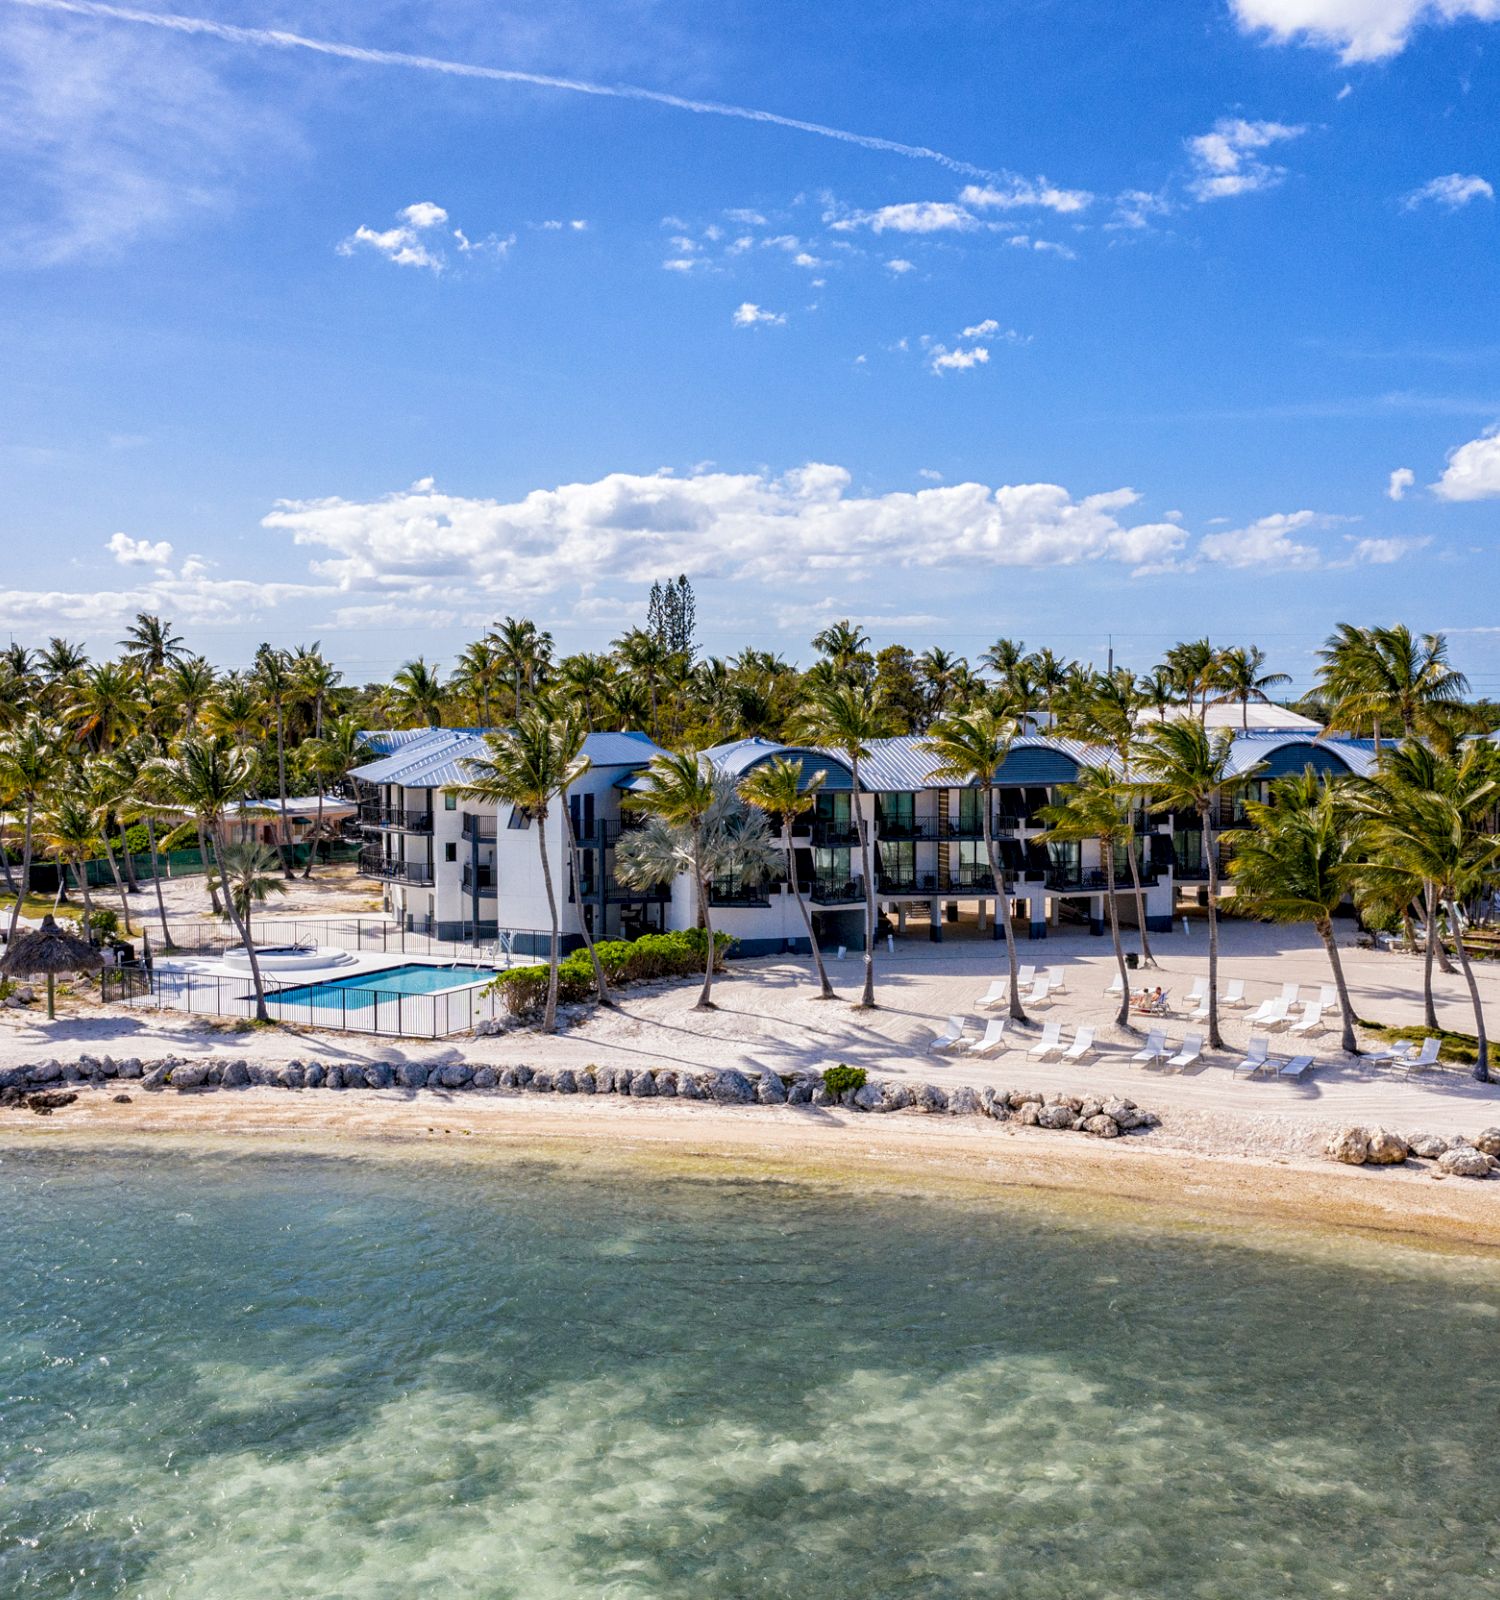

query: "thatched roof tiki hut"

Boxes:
[1, 915, 104, 1019]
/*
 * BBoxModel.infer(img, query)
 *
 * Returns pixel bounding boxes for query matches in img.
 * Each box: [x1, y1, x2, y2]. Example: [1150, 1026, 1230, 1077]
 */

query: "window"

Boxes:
[878, 840, 916, 888]
[444, 842, 457, 863]
[507, 806, 532, 830]
[814, 791, 851, 828]
[877, 791, 914, 831]
[956, 789, 984, 832]
[444, 792, 457, 811]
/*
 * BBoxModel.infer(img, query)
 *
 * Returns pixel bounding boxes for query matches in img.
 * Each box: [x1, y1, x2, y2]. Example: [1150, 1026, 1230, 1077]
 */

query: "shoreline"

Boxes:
[8, 1086, 1499, 1259]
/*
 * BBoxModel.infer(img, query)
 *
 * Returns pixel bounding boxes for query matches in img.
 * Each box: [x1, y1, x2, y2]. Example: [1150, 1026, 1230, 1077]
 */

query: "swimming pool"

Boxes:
[269, 963, 496, 1013]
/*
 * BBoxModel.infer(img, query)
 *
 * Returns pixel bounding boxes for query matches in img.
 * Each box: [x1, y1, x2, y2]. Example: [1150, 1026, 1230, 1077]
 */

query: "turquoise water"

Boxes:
[3, 1145, 1498, 1598]
[270, 962, 494, 1012]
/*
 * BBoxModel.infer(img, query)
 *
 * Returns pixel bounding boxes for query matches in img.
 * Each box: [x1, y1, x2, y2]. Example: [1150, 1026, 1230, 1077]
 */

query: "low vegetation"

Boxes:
[821, 1064, 867, 1097]
[489, 929, 732, 1022]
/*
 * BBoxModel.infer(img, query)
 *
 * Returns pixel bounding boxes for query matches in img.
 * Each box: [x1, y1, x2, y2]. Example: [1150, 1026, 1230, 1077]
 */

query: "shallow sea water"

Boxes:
[2, 1143, 1497, 1598]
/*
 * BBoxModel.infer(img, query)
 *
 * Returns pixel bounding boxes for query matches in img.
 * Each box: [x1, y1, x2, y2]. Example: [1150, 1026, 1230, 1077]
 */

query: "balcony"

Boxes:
[876, 871, 937, 896]
[462, 811, 498, 842]
[810, 821, 861, 847]
[708, 883, 773, 908]
[875, 816, 934, 841]
[461, 862, 496, 897]
[359, 848, 435, 886]
[602, 876, 670, 904]
[937, 814, 1017, 839]
[360, 806, 433, 834]
[809, 876, 865, 905]
[1044, 867, 1160, 893]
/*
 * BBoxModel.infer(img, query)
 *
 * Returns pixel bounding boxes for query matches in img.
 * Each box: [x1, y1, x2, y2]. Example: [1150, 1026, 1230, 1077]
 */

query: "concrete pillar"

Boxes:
[928, 898, 943, 942]
[897, 904, 908, 933]
[977, 898, 989, 932]
[1090, 894, 1106, 937]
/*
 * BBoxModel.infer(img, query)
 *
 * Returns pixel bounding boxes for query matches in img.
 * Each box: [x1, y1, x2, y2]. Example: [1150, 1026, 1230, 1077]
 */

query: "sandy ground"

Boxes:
[4, 900, 1499, 1243]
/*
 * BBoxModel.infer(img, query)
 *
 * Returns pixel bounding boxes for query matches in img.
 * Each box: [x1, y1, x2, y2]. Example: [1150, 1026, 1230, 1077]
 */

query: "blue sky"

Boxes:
[2, 0, 1498, 694]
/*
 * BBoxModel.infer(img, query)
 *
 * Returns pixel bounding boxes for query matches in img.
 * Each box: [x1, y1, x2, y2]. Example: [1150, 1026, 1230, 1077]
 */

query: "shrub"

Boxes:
[85, 909, 119, 937]
[821, 1063, 867, 1098]
[489, 929, 734, 1021]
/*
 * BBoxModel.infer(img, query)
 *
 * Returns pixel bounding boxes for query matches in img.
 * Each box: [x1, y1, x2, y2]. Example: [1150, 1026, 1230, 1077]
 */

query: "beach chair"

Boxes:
[1289, 1001, 1324, 1036]
[1028, 1021, 1065, 1059]
[1042, 966, 1068, 993]
[1187, 991, 1213, 1023]
[967, 1018, 1011, 1056]
[1248, 996, 1291, 1031]
[1366, 1039, 1415, 1067]
[1166, 1031, 1204, 1071]
[1278, 1055, 1315, 1080]
[927, 1015, 968, 1053]
[978, 979, 1010, 1009]
[1184, 976, 1207, 1008]
[1061, 1025, 1097, 1063]
[1278, 981, 1301, 1005]
[1017, 964, 1037, 991]
[1317, 984, 1338, 1010]
[1221, 979, 1247, 1008]
[1131, 1029, 1167, 1066]
[1105, 971, 1126, 999]
[1234, 1038, 1274, 1077]
[1403, 1037, 1442, 1077]
[1022, 976, 1053, 1008]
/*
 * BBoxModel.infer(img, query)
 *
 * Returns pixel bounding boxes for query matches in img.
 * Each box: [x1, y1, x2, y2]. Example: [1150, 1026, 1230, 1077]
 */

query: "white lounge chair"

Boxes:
[1166, 1031, 1204, 1070]
[1317, 984, 1338, 1010]
[1278, 982, 1301, 1004]
[1132, 1029, 1167, 1065]
[1403, 1037, 1442, 1076]
[1184, 976, 1207, 1007]
[1042, 966, 1068, 993]
[1105, 971, 1126, 998]
[1278, 1055, 1315, 1080]
[1028, 1021, 1065, 1059]
[928, 1015, 968, 1053]
[1061, 1026, 1097, 1063]
[978, 980, 1010, 1010]
[1017, 964, 1037, 990]
[1235, 1038, 1273, 1077]
[1366, 1039, 1415, 1066]
[967, 1018, 1011, 1056]
[1221, 979, 1247, 1009]
[1022, 976, 1053, 1008]
[1289, 1001, 1324, 1036]
[1248, 996, 1291, 1031]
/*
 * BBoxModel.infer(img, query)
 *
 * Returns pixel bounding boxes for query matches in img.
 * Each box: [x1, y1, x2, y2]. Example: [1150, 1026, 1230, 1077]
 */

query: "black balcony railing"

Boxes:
[874, 817, 934, 841]
[876, 872, 937, 896]
[462, 812, 498, 842]
[708, 884, 773, 908]
[461, 863, 495, 895]
[810, 822, 861, 847]
[603, 877, 671, 904]
[809, 877, 865, 904]
[360, 806, 433, 834]
[359, 848, 435, 886]
[1044, 867, 1161, 893]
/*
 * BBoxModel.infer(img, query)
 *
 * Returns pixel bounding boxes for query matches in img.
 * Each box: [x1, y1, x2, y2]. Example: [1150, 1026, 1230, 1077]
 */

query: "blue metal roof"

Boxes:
[581, 730, 667, 767]
[703, 737, 854, 790]
[1223, 732, 1376, 780]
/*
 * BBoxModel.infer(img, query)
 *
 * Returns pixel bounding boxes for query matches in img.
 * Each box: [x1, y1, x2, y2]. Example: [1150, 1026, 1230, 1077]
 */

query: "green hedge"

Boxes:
[821, 1064, 867, 1098]
[491, 929, 733, 1021]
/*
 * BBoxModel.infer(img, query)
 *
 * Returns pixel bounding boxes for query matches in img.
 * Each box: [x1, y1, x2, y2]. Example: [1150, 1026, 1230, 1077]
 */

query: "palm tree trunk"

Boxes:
[1203, 805, 1223, 1050]
[77, 858, 96, 926]
[214, 822, 269, 1022]
[1421, 884, 1441, 1027]
[981, 797, 1027, 1023]
[303, 790, 323, 879]
[276, 705, 293, 877]
[0, 828, 16, 896]
[197, 819, 222, 914]
[1315, 915, 1359, 1055]
[1125, 815, 1156, 967]
[695, 865, 718, 1009]
[119, 818, 141, 891]
[1105, 845, 1130, 1030]
[561, 803, 612, 1007]
[145, 816, 175, 949]
[1431, 894, 1457, 974]
[100, 833, 133, 935]
[6, 800, 34, 942]
[851, 758, 877, 1008]
[784, 820, 834, 999]
[1445, 896, 1489, 1083]
[536, 814, 561, 1032]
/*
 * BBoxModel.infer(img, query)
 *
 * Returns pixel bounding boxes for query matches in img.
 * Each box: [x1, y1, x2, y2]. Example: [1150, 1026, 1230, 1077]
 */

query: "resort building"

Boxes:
[350, 726, 1376, 954]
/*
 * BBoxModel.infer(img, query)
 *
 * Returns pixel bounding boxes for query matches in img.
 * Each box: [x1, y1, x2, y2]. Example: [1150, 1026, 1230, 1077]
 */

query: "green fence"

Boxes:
[50, 842, 362, 889]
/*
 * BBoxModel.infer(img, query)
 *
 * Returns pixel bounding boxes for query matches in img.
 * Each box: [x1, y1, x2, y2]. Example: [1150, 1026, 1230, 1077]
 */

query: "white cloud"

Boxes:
[834, 201, 978, 234]
[340, 202, 513, 270]
[1231, 0, 1500, 62]
[261, 467, 1192, 594]
[1108, 189, 1174, 231]
[1402, 173, 1494, 210]
[107, 531, 173, 566]
[1005, 235, 1078, 260]
[792, 251, 825, 269]
[885, 257, 915, 273]
[1346, 535, 1429, 563]
[400, 201, 448, 230]
[1434, 425, 1500, 500]
[724, 208, 768, 226]
[1198, 510, 1326, 569]
[918, 468, 944, 481]
[1186, 118, 1305, 201]
[538, 218, 588, 231]
[962, 319, 1001, 339]
[1387, 466, 1415, 500]
[339, 221, 445, 270]
[929, 345, 990, 373]
[732, 302, 786, 327]
[662, 256, 701, 272]
[958, 179, 1093, 214]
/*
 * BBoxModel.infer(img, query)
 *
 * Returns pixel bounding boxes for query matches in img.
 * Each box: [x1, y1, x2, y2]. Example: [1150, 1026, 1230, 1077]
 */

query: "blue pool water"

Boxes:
[270, 962, 495, 1012]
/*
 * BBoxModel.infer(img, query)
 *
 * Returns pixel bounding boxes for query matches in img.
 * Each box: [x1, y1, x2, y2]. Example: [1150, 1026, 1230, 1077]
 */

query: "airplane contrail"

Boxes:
[8, 0, 1005, 182]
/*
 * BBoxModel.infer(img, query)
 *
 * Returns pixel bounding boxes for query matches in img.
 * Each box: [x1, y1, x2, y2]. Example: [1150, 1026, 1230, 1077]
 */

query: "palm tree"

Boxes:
[291, 645, 342, 739]
[1161, 638, 1215, 723]
[219, 841, 290, 926]
[118, 733, 177, 948]
[1133, 720, 1258, 1049]
[0, 720, 58, 943]
[811, 619, 872, 681]
[453, 637, 504, 727]
[1038, 768, 1134, 1028]
[296, 718, 371, 879]
[546, 708, 613, 1008]
[615, 755, 777, 1009]
[161, 655, 218, 737]
[1210, 645, 1292, 731]
[795, 681, 893, 1008]
[1317, 623, 1468, 752]
[491, 616, 553, 713]
[36, 794, 99, 926]
[83, 757, 136, 935]
[254, 645, 295, 875]
[925, 707, 1029, 1021]
[145, 736, 272, 1020]
[1350, 741, 1500, 1081]
[738, 755, 836, 1000]
[1058, 670, 1158, 967]
[1224, 769, 1361, 1054]
[981, 636, 1026, 682]
[454, 711, 575, 1032]
[391, 657, 447, 728]
[64, 662, 145, 754]
[558, 653, 615, 733]
[1028, 647, 1070, 724]
[612, 628, 674, 739]
[119, 613, 186, 678]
